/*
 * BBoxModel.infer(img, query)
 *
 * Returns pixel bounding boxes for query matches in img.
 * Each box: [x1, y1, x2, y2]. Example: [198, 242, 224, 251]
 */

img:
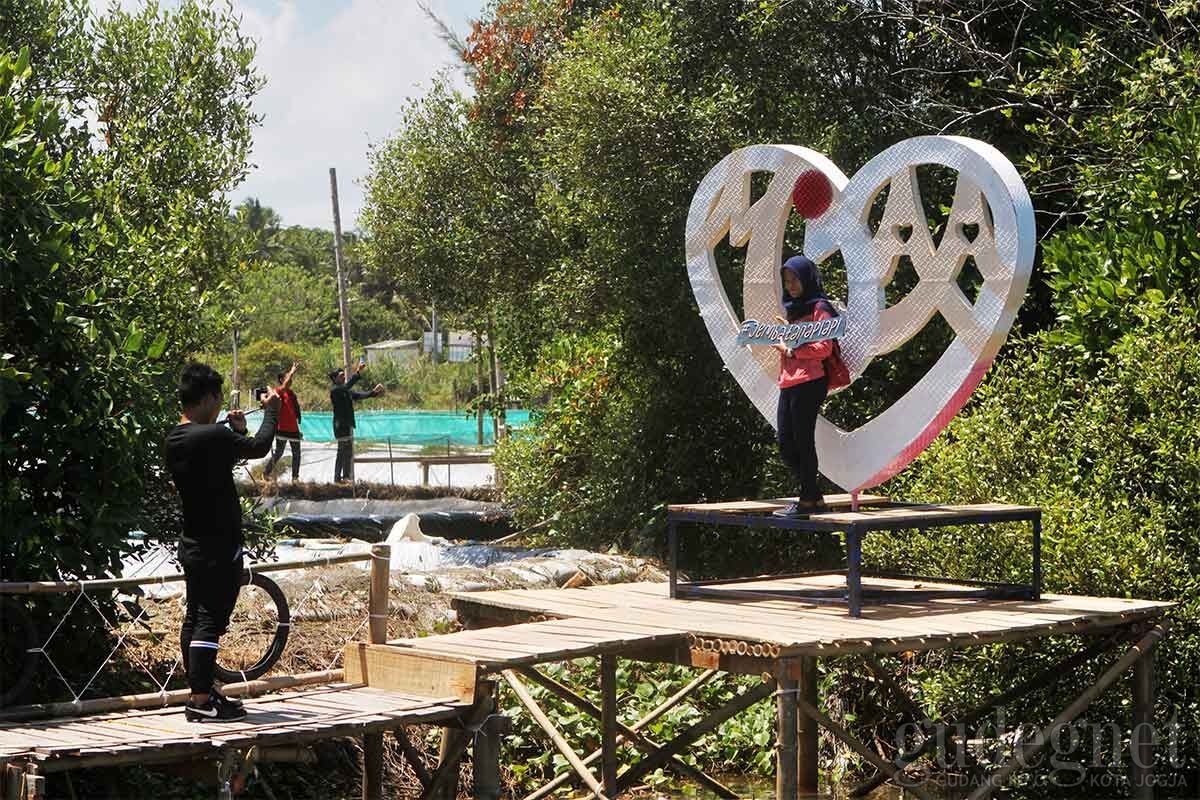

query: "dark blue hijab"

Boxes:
[781, 255, 831, 321]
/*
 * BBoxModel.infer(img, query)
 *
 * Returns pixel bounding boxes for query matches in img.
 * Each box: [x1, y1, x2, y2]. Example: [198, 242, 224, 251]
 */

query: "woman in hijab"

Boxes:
[773, 255, 838, 516]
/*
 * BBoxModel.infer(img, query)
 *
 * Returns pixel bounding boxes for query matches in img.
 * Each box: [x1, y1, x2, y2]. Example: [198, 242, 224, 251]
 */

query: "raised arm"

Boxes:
[232, 390, 280, 459]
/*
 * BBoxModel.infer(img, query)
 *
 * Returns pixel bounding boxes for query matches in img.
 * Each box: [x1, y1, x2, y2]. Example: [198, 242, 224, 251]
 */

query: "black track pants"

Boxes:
[777, 377, 828, 502]
[179, 556, 242, 695]
[263, 437, 301, 480]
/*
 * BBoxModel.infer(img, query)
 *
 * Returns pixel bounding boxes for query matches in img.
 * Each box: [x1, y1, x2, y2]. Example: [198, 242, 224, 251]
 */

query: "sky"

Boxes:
[91, 0, 483, 231]
[232, 0, 481, 230]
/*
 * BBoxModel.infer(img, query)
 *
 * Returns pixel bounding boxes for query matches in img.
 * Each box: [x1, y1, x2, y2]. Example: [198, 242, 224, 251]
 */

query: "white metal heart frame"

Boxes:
[684, 136, 1035, 493]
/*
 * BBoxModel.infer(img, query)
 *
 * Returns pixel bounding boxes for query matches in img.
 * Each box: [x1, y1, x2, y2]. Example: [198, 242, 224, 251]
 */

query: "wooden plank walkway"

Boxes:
[451, 576, 1173, 657]
[0, 684, 467, 772]
[666, 493, 889, 514]
[388, 617, 689, 672]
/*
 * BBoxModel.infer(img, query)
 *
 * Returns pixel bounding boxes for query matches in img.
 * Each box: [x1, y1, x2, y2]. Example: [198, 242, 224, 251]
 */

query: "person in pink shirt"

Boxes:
[773, 255, 838, 517]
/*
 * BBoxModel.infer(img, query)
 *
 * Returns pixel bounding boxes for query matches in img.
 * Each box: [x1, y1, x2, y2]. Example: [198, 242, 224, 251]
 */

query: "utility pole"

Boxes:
[330, 167, 354, 485]
[329, 168, 352, 376]
[430, 303, 440, 363]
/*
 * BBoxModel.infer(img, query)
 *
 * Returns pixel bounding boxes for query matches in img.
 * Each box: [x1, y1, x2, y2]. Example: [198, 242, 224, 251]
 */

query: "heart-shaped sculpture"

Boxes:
[684, 137, 1035, 492]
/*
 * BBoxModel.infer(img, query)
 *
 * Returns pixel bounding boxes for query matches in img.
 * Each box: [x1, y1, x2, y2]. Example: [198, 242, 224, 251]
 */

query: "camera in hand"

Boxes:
[253, 386, 267, 402]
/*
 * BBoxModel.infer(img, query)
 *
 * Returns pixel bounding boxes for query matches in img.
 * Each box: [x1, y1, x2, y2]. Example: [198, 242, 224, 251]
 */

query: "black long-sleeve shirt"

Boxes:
[330, 373, 376, 438]
[164, 408, 278, 564]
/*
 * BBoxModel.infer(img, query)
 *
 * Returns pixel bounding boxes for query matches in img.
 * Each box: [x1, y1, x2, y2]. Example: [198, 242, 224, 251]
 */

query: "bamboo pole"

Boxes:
[793, 693, 933, 800]
[501, 670, 610, 800]
[0, 670, 344, 722]
[368, 544, 390, 645]
[600, 655, 618, 795]
[362, 543, 391, 800]
[329, 167, 353, 485]
[1131, 643, 1155, 800]
[0, 553, 372, 595]
[474, 330, 485, 447]
[616, 677, 777, 792]
[394, 728, 432, 790]
[797, 656, 819, 794]
[776, 667, 798, 800]
[516, 666, 736, 799]
[523, 668, 719, 800]
[966, 625, 1167, 800]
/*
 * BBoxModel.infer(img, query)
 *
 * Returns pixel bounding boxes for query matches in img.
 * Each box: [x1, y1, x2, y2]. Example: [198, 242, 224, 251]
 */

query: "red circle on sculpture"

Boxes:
[792, 170, 833, 219]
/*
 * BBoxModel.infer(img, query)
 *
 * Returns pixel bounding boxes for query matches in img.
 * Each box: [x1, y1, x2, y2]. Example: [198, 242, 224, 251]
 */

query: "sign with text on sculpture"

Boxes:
[736, 315, 847, 349]
[684, 137, 1035, 492]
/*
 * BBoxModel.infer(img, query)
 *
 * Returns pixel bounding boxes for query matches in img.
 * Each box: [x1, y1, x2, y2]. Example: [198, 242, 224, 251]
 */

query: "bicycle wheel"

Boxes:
[214, 572, 290, 683]
[0, 596, 39, 707]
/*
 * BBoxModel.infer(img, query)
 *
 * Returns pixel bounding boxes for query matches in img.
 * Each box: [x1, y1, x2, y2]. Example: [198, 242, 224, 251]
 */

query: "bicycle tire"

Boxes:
[214, 572, 290, 683]
[0, 596, 39, 707]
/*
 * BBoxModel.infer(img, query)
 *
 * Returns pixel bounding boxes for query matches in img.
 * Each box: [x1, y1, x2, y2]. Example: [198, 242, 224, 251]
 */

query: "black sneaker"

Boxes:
[210, 685, 244, 710]
[185, 694, 247, 723]
[772, 503, 805, 518]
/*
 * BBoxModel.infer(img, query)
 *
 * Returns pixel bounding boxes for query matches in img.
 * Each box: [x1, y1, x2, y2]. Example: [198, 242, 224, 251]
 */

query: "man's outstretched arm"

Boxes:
[231, 389, 281, 459]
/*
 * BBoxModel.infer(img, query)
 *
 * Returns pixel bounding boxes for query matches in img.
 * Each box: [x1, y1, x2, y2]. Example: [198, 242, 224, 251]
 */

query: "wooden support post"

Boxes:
[797, 656, 819, 796]
[430, 729, 467, 800]
[395, 728, 432, 789]
[600, 655, 619, 795]
[776, 664, 799, 800]
[525, 669, 721, 800]
[616, 677, 777, 792]
[501, 670, 610, 800]
[517, 666, 736, 798]
[425, 685, 495, 800]
[362, 543, 391, 800]
[361, 735, 384, 800]
[966, 625, 1166, 800]
[1131, 642, 1156, 800]
[368, 544, 391, 645]
[793, 694, 932, 800]
[422, 462, 430, 486]
[472, 711, 507, 800]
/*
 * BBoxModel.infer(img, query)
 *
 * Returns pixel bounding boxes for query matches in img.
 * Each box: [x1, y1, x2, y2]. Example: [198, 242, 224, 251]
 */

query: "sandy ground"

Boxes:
[251, 441, 495, 488]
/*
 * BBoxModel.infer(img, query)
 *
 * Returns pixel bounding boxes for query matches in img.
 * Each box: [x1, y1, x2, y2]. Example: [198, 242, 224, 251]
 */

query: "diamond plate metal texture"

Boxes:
[684, 137, 1035, 492]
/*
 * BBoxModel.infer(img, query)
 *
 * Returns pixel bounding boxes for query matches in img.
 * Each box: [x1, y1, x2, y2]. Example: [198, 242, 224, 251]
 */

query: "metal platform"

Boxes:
[666, 497, 1042, 616]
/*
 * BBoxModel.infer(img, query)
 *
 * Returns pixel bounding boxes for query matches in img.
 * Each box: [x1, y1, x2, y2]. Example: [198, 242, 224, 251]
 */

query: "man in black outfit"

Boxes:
[329, 360, 383, 484]
[164, 363, 279, 722]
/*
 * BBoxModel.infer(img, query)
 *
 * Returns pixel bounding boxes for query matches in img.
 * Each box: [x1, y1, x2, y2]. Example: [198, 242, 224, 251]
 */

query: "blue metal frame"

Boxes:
[666, 504, 1042, 617]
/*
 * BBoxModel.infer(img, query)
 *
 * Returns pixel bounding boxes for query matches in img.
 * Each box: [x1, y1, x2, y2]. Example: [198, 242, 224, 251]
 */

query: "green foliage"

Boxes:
[500, 658, 777, 786]
[1, 0, 261, 583]
[494, 329, 658, 548]
[364, 357, 478, 411]
[367, 3, 1200, 789]
[873, 306, 1200, 780]
[238, 339, 304, 391]
[0, 48, 145, 581]
[216, 200, 422, 386]
[1042, 96, 1200, 356]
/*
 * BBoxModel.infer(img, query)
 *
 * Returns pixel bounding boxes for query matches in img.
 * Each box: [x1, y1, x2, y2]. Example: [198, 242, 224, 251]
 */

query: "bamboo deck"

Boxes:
[387, 617, 689, 672]
[451, 575, 1173, 658]
[0, 683, 467, 773]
